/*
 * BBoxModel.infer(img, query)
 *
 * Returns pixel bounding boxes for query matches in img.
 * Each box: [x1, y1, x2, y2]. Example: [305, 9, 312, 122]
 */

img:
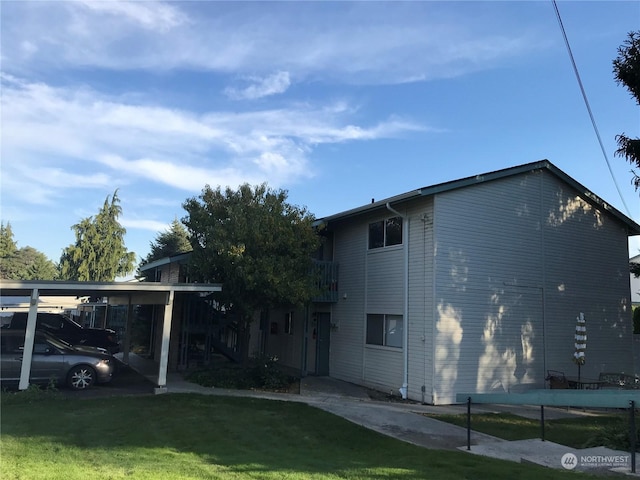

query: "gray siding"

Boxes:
[328, 220, 367, 383]
[324, 166, 634, 404]
[329, 210, 407, 392]
[405, 200, 435, 403]
[363, 346, 403, 388]
[363, 239, 405, 390]
[431, 170, 634, 403]
[541, 173, 634, 379]
[366, 247, 404, 313]
[263, 307, 304, 370]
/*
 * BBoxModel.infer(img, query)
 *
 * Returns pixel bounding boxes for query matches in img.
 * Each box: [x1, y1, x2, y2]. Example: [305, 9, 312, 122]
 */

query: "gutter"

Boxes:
[386, 202, 409, 400]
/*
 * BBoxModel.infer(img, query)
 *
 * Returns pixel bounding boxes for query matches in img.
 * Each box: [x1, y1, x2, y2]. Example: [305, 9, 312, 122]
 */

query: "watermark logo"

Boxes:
[561, 452, 630, 470]
[561, 453, 578, 470]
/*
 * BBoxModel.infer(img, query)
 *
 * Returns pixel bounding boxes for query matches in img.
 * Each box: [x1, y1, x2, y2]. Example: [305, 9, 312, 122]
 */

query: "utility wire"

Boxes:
[551, 0, 632, 217]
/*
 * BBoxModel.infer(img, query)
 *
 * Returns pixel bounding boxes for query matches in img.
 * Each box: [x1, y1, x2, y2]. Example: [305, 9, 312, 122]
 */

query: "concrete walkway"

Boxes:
[121, 354, 638, 476]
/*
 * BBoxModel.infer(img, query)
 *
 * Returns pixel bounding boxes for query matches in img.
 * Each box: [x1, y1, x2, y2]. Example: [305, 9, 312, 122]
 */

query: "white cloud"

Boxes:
[121, 218, 171, 232]
[98, 155, 260, 191]
[1, 2, 546, 84]
[77, 1, 187, 32]
[1, 76, 426, 201]
[225, 71, 291, 100]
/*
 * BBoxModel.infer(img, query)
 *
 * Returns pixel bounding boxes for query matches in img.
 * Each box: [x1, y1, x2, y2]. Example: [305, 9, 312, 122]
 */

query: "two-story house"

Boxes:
[263, 160, 640, 404]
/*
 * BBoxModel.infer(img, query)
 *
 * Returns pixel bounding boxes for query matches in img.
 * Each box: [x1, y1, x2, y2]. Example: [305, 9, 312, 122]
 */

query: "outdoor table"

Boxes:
[564, 376, 606, 390]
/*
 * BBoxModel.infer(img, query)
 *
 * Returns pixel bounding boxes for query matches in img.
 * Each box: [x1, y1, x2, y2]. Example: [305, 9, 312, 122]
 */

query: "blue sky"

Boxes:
[1, 1, 639, 266]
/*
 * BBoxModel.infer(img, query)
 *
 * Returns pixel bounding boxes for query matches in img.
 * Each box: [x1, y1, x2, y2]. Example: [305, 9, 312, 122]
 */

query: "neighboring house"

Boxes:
[143, 160, 640, 405]
[139, 252, 241, 370]
[632, 254, 640, 374]
[631, 254, 640, 308]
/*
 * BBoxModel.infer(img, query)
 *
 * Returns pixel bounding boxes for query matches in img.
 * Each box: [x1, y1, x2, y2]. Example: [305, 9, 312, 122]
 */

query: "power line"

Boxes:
[551, 0, 632, 217]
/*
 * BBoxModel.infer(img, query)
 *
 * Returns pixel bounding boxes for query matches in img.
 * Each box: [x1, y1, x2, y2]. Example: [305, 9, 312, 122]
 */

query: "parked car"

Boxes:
[3, 312, 120, 354]
[0, 329, 116, 390]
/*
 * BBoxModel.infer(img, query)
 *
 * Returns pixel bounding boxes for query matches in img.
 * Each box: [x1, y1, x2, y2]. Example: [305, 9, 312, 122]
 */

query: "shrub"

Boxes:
[186, 355, 295, 391]
[584, 415, 640, 451]
[1, 378, 61, 405]
[247, 355, 293, 391]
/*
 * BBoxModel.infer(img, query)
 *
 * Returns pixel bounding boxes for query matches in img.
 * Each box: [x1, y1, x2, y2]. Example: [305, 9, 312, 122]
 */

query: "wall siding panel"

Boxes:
[433, 171, 546, 403]
[405, 201, 435, 402]
[363, 347, 404, 389]
[541, 173, 634, 379]
[431, 170, 634, 403]
[328, 220, 367, 383]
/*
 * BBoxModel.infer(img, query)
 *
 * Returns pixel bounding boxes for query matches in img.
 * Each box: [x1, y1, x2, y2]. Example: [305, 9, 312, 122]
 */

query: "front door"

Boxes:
[316, 313, 330, 376]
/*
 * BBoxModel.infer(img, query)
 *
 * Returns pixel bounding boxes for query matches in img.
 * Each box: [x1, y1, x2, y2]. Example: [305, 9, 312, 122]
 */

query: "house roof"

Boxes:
[138, 252, 193, 272]
[317, 160, 640, 236]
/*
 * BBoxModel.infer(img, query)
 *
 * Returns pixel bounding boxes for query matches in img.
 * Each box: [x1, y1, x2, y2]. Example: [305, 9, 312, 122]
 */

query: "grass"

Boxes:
[427, 412, 637, 450]
[0, 393, 600, 480]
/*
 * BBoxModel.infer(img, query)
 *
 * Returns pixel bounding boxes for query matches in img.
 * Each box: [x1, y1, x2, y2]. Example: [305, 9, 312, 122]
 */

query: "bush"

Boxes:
[1, 379, 61, 405]
[584, 415, 640, 452]
[248, 355, 293, 390]
[633, 307, 640, 334]
[186, 355, 296, 391]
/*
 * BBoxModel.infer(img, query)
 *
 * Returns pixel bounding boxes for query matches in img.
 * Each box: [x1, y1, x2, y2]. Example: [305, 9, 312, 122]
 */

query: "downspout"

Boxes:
[386, 202, 409, 400]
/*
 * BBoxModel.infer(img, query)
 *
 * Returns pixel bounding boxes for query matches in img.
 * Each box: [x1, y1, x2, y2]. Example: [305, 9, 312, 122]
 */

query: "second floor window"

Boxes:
[368, 216, 402, 249]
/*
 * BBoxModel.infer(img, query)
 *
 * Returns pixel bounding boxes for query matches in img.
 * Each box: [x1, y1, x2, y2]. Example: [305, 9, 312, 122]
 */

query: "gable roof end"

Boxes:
[318, 160, 640, 236]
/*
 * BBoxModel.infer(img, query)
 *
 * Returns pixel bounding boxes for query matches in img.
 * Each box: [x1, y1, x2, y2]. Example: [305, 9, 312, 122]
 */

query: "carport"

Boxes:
[0, 280, 222, 392]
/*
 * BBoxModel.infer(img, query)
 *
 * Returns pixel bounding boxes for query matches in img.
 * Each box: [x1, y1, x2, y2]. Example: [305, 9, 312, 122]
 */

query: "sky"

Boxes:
[1, 0, 639, 267]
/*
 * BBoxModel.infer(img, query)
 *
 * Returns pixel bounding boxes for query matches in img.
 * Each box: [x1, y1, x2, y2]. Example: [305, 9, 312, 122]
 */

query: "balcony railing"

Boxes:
[312, 260, 339, 303]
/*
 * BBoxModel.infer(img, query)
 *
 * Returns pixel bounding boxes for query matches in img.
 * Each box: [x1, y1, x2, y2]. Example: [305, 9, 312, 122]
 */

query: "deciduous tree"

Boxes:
[59, 190, 135, 281]
[182, 183, 321, 360]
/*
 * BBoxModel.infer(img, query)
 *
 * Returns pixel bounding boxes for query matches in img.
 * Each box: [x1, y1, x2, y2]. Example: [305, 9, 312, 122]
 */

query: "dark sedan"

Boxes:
[0, 330, 116, 390]
[4, 312, 120, 354]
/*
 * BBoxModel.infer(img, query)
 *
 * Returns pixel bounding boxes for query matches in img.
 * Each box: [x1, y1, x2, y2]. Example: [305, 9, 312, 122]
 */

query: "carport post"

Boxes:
[156, 290, 175, 393]
[121, 294, 133, 365]
[540, 405, 545, 441]
[18, 288, 39, 390]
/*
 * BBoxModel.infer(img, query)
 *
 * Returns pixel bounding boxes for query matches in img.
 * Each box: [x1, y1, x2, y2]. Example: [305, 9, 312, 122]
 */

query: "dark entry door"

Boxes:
[316, 313, 330, 376]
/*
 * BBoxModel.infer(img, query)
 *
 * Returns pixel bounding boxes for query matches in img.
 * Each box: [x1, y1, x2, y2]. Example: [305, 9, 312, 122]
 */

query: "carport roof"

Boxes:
[0, 280, 222, 305]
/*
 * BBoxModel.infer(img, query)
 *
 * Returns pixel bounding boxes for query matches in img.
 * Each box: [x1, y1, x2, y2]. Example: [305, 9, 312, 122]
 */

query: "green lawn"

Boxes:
[427, 412, 635, 450]
[1, 393, 600, 479]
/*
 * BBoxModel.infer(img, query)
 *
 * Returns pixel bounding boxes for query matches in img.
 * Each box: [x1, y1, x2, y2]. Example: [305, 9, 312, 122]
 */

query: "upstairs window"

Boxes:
[368, 216, 402, 249]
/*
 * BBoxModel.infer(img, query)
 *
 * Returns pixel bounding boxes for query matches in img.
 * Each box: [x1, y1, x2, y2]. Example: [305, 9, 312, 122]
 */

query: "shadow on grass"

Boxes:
[1, 394, 599, 479]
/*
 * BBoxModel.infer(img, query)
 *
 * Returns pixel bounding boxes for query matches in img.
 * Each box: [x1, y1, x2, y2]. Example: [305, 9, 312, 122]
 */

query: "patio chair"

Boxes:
[598, 372, 624, 389]
[546, 370, 569, 389]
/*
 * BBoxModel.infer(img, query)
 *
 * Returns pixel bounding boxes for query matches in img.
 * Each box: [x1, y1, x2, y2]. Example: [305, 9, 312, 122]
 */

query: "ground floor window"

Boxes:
[366, 314, 403, 348]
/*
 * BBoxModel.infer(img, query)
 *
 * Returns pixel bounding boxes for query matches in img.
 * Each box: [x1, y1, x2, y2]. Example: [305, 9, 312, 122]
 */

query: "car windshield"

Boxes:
[41, 334, 73, 351]
[61, 315, 84, 329]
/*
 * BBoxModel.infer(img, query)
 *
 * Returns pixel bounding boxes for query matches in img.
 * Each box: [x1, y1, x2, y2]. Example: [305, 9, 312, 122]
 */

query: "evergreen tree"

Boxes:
[0, 222, 58, 280]
[0, 222, 17, 258]
[613, 31, 640, 189]
[141, 219, 192, 266]
[60, 190, 135, 281]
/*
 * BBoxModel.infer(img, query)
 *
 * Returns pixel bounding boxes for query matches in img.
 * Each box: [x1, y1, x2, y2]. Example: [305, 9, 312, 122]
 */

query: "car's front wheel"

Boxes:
[67, 365, 96, 390]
